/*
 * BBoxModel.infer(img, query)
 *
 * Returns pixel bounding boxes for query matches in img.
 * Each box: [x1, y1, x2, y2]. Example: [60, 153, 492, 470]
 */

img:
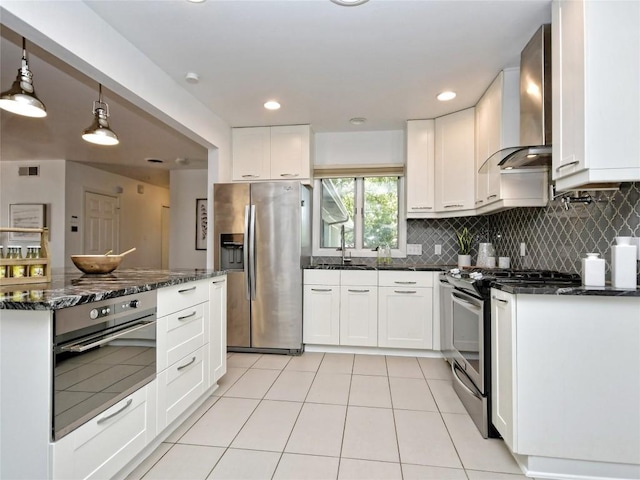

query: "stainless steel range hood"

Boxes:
[485, 24, 552, 171]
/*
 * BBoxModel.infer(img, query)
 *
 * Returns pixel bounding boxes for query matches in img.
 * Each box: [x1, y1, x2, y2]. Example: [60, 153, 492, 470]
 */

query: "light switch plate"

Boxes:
[407, 244, 422, 255]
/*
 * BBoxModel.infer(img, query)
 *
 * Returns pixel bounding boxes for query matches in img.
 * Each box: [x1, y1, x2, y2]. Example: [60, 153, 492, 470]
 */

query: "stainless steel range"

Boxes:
[444, 268, 581, 438]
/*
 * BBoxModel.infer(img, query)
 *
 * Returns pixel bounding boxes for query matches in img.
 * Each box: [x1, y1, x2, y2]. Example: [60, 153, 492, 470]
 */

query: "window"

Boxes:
[314, 176, 406, 258]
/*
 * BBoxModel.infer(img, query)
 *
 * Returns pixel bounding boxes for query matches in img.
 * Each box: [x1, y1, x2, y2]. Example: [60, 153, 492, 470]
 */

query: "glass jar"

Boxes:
[0, 246, 5, 278]
[29, 246, 44, 277]
[9, 246, 25, 278]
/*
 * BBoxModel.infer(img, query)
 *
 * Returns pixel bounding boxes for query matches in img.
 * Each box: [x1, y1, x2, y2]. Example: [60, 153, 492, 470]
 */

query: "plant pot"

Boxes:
[458, 254, 471, 268]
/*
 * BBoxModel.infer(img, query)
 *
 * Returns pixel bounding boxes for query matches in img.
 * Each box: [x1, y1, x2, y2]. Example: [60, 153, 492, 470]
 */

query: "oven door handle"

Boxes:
[451, 292, 482, 312]
[452, 361, 482, 400]
[59, 320, 156, 353]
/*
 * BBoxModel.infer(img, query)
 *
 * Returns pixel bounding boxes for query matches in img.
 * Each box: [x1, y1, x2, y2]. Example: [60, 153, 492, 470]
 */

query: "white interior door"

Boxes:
[84, 191, 119, 255]
[161, 205, 170, 269]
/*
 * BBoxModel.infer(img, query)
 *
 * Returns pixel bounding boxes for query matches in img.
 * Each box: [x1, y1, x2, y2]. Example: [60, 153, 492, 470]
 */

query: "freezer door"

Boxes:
[250, 182, 303, 350]
[214, 183, 251, 348]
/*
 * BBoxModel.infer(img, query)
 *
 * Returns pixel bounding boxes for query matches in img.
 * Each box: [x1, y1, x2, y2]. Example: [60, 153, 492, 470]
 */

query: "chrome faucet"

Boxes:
[338, 225, 351, 265]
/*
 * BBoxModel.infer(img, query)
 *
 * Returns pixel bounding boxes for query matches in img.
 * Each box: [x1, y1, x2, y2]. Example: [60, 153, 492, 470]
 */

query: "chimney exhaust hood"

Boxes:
[481, 24, 552, 172]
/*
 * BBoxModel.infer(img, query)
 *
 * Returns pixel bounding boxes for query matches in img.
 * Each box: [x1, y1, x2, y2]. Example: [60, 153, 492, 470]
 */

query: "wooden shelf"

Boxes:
[0, 227, 51, 286]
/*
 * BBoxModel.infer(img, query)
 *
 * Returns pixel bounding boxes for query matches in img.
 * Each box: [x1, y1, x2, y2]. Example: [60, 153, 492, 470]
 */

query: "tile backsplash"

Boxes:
[314, 182, 640, 280]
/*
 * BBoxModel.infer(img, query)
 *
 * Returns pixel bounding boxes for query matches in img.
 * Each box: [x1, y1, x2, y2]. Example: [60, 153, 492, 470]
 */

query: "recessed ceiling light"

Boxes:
[437, 91, 457, 101]
[185, 72, 200, 84]
[330, 0, 369, 6]
[264, 100, 281, 110]
[349, 117, 367, 125]
[146, 158, 163, 164]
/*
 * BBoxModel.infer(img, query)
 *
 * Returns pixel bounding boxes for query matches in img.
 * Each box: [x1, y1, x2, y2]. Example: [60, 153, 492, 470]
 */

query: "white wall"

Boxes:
[65, 162, 170, 269]
[0, 160, 66, 267]
[170, 169, 207, 269]
[315, 130, 404, 166]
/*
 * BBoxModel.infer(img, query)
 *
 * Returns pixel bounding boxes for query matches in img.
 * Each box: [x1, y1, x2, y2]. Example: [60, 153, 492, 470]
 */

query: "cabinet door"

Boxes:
[232, 127, 271, 181]
[378, 286, 433, 349]
[209, 276, 227, 386]
[406, 120, 435, 216]
[435, 108, 476, 212]
[270, 125, 311, 180]
[484, 74, 504, 203]
[303, 284, 340, 345]
[340, 286, 377, 347]
[490, 288, 516, 450]
[474, 94, 490, 208]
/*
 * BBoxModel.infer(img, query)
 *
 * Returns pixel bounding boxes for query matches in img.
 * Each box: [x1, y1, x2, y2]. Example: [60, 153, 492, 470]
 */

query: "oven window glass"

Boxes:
[451, 294, 481, 378]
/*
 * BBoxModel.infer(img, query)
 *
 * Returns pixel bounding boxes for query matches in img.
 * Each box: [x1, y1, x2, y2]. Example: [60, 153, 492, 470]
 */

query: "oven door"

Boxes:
[53, 318, 156, 440]
[450, 288, 484, 391]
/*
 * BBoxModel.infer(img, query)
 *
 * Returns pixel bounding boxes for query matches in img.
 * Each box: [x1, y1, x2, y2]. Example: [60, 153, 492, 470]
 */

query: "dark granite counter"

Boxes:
[0, 268, 226, 311]
[493, 281, 640, 297]
[307, 263, 451, 272]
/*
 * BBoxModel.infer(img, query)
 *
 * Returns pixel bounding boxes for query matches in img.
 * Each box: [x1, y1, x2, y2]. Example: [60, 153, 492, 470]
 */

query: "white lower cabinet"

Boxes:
[209, 276, 227, 386]
[340, 271, 378, 346]
[378, 271, 433, 349]
[52, 382, 156, 480]
[303, 270, 435, 350]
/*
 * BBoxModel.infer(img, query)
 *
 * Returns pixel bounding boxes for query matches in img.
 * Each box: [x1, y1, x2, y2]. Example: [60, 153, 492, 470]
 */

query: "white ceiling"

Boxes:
[1, 0, 552, 184]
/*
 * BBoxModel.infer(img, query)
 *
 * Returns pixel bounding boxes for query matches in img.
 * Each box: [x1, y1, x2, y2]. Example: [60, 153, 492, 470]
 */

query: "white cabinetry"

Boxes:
[156, 279, 211, 432]
[209, 276, 227, 386]
[491, 288, 640, 478]
[232, 125, 312, 183]
[406, 120, 435, 217]
[303, 270, 341, 345]
[378, 271, 433, 349]
[340, 270, 378, 347]
[435, 108, 476, 214]
[552, 0, 640, 191]
[52, 382, 157, 480]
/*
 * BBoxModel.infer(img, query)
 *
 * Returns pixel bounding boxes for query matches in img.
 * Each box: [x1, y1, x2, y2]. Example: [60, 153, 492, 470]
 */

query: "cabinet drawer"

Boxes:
[378, 271, 433, 288]
[52, 382, 154, 480]
[304, 269, 340, 285]
[341, 270, 377, 286]
[157, 345, 207, 430]
[157, 302, 208, 372]
[157, 279, 209, 317]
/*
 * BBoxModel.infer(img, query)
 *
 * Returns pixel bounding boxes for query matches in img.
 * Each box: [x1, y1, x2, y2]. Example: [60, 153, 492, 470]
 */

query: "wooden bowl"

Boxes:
[70, 255, 123, 274]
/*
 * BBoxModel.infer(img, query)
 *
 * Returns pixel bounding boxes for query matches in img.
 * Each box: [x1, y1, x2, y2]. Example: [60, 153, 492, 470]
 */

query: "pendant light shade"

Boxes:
[82, 84, 119, 146]
[0, 38, 47, 118]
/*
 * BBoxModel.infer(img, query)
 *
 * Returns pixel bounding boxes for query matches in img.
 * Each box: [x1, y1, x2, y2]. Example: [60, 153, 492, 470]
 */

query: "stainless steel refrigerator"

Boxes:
[213, 181, 311, 354]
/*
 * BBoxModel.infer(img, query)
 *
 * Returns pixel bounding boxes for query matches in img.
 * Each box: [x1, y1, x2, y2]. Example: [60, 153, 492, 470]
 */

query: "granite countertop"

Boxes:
[0, 268, 226, 311]
[493, 281, 640, 297]
[307, 263, 452, 272]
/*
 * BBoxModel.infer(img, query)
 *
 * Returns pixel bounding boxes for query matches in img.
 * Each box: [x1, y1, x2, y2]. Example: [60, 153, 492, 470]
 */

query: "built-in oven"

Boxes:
[438, 273, 454, 362]
[52, 290, 157, 440]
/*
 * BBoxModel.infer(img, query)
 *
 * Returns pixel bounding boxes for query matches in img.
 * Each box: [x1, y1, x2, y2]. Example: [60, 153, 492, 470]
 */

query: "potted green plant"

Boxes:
[456, 227, 473, 268]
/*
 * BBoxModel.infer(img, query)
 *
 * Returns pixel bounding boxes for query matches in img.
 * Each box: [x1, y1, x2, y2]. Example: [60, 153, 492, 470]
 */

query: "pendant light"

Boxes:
[82, 84, 119, 146]
[0, 37, 47, 118]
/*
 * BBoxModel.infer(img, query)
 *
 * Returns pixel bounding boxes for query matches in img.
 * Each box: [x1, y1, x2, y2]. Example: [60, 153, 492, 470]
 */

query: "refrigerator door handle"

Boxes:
[249, 204, 257, 300]
[243, 205, 251, 301]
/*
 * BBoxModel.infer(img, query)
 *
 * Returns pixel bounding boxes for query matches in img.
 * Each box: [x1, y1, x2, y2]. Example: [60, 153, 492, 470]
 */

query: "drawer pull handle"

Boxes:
[178, 311, 197, 321]
[280, 173, 300, 177]
[178, 286, 197, 294]
[311, 288, 332, 292]
[556, 160, 579, 172]
[97, 398, 133, 425]
[241, 174, 259, 178]
[394, 281, 416, 285]
[178, 356, 197, 371]
[411, 206, 433, 210]
[395, 290, 417, 294]
[487, 194, 498, 200]
[491, 295, 508, 304]
[475, 200, 484, 204]
[348, 289, 370, 293]
[443, 204, 464, 208]
[212, 279, 226, 284]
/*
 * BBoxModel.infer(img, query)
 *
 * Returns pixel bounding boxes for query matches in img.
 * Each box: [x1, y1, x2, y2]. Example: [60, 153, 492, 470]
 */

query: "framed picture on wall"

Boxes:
[9, 203, 47, 242]
[196, 198, 207, 250]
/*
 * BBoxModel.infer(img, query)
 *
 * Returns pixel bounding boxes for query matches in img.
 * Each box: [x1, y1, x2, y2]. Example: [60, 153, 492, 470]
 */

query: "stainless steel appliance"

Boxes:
[213, 181, 311, 354]
[446, 268, 580, 438]
[438, 273, 454, 362]
[53, 290, 157, 440]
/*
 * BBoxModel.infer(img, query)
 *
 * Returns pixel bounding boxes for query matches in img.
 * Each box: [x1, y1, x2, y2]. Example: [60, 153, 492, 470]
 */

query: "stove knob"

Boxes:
[90, 309, 99, 320]
[129, 300, 140, 309]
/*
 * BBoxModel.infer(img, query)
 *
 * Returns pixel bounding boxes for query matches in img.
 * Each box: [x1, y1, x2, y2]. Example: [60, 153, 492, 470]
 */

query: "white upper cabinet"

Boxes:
[232, 125, 313, 183]
[434, 108, 476, 213]
[552, 0, 640, 191]
[406, 120, 435, 217]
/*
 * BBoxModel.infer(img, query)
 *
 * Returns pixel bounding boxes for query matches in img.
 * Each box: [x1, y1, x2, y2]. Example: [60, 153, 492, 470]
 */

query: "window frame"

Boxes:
[312, 176, 407, 259]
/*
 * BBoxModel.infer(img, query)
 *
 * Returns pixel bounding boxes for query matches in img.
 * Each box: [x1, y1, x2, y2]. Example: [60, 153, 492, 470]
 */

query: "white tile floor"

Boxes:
[127, 352, 533, 480]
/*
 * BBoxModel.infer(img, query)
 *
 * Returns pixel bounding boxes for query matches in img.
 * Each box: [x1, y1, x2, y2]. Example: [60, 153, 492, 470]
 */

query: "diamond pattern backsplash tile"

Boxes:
[314, 182, 639, 281]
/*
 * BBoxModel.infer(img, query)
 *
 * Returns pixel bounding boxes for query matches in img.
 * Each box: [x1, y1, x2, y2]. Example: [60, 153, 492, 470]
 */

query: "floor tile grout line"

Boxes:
[386, 355, 405, 480]
[335, 354, 356, 479]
